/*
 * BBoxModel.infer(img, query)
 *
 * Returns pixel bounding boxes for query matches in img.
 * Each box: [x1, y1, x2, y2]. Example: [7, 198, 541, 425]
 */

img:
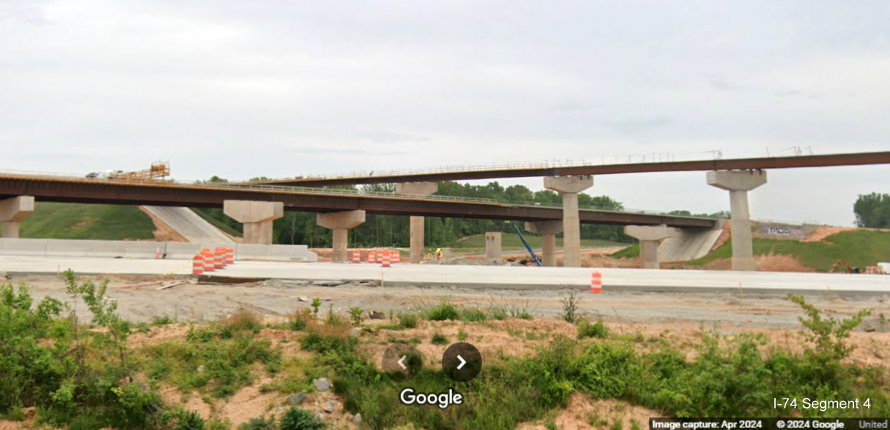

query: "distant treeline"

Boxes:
[195, 177, 725, 248]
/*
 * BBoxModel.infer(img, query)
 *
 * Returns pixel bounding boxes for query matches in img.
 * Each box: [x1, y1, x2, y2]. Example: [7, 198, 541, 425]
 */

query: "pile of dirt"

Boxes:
[802, 226, 857, 242]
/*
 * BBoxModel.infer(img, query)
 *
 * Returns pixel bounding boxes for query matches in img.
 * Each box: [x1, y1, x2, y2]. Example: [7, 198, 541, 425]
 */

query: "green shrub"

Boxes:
[148, 324, 280, 398]
[397, 312, 418, 329]
[288, 309, 310, 331]
[348, 307, 364, 325]
[424, 302, 460, 321]
[577, 318, 608, 339]
[560, 290, 579, 323]
[223, 308, 263, 334]
[160, 408, 205, 430]
[279, 407, 323, 430]
[431, 333, 449, 345]
[238, 415, 277, 430]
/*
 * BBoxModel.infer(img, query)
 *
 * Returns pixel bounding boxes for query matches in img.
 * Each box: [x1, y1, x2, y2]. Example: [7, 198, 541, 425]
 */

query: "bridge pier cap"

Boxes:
[223, 200, 284, 223]
[0, 196, 36, 238]
[625, 224, 677, 270]
[317, 210, 366, 263]
[706, 170, 767, 191]
[223, 200, 284, 245]
[543, 175, 594, 194]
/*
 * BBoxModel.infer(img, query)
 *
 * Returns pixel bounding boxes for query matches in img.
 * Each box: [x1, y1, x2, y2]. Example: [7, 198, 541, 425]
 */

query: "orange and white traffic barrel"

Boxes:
[591, 271, 603, 294]
[392, 250, 400, 264]
[352, 249, 361, 263]
[192, 254, 204, 275]
[214, 248, 226, 269]
[367, 251, 375, 264]
[225, 248, 235, 265]
[202, 250, 215, 272]
[381, 250, 391, 268]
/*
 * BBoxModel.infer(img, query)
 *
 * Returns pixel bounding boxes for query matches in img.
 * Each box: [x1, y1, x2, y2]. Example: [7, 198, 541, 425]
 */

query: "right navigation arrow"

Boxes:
[456, 354, 466, 370]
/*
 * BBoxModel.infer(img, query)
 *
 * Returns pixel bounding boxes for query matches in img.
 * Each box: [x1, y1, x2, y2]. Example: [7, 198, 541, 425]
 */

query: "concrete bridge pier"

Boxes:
[0, 196, 35, 238]
[625, 224, 678, 269]
[317, 210, 366, 263]
[706, 170, 767, 271]
[544, 175, 593, 267]
[224, 200, 284, 244]
[524, 220, 562, 266]
[485, 231, 502, 263]
[395, 182, 438, 263]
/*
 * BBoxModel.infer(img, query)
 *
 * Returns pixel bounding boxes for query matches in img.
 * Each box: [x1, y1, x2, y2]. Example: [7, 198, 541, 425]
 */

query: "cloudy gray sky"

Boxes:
[2, 1, 889, 226]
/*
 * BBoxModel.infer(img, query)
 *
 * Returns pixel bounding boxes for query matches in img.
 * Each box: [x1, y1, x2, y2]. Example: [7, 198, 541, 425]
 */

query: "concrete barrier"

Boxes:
[0, 238, 317, 261]
[236, 243, 316, 261]
[0, 238, 49, 256]
[164, 243, 204, 259]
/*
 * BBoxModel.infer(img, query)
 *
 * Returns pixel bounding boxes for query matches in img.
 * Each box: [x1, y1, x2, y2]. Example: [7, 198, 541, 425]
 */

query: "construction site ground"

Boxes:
[2, 272, 888, 429]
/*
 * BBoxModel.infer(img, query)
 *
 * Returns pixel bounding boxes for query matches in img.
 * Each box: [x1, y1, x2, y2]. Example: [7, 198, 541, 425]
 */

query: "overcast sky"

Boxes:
[2, 1, 889, 226]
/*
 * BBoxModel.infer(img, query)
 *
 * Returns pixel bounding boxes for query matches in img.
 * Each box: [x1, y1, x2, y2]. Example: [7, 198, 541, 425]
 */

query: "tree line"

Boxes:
[854, 192, 890, 228]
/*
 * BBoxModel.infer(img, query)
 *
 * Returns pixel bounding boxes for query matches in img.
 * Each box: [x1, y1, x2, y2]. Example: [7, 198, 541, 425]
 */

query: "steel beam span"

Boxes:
[0, 174, 714, 228]
[252, 151, 890, 186]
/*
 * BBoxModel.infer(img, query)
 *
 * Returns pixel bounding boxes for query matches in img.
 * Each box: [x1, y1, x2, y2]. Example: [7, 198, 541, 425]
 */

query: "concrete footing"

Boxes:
[223, 200, 284, 244]
[485, 232, 502, 263]
[396, 182, 437, 263]
[0, 196, 35, 238]
[707, 170, 767, 271]
[544, 175, 593, 267]
[625, 224, 678, 269]
[525, 220, 562, 266]
[317, 210, 366, 262]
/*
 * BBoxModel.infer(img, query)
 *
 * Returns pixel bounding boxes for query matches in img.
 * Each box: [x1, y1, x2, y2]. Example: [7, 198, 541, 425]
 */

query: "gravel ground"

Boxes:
[6, 274, 888, 331]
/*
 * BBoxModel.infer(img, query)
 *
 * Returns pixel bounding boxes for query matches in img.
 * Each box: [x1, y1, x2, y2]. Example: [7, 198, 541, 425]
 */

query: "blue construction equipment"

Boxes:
[506, 221, 542, 267]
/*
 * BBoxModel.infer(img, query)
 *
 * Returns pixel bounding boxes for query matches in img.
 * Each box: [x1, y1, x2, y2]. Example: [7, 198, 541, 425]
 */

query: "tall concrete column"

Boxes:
[485, 231, 502, 263]
[544, 175, 593, 267]
[625, 224, 678, 269]
[524, 220, 562, 266]
[395, 182, 438, 263]
[0, 196, 35, 238]
[707, 170, 767, 271]
[223, 200, 284, 244]
[317, 210, 366, 262]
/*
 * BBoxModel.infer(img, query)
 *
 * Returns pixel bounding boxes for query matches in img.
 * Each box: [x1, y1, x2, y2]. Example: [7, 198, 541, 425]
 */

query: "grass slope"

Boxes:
[452, 232, 625, 251]
[15, 202, 156, 240]
[612, 230, 890, 272]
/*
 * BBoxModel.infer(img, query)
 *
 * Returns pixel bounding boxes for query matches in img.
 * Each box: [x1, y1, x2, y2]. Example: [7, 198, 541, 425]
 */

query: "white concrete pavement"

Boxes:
[2, 256, 890, 294]
[142, 206, 234, 243]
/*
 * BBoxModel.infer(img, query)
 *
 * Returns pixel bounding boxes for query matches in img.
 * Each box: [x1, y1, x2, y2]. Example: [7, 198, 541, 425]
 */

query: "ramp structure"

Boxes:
[142, 206, 234, 243]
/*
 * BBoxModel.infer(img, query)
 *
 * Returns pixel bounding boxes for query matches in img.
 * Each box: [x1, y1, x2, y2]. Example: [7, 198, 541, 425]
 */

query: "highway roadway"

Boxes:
[3, 256, 889, 294]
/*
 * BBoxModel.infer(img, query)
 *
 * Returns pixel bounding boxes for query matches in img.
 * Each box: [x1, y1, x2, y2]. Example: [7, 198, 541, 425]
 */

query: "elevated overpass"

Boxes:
[0, 173, 712, 227]
[0, 173, 719, 265]
[250, 151, 890, 186]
